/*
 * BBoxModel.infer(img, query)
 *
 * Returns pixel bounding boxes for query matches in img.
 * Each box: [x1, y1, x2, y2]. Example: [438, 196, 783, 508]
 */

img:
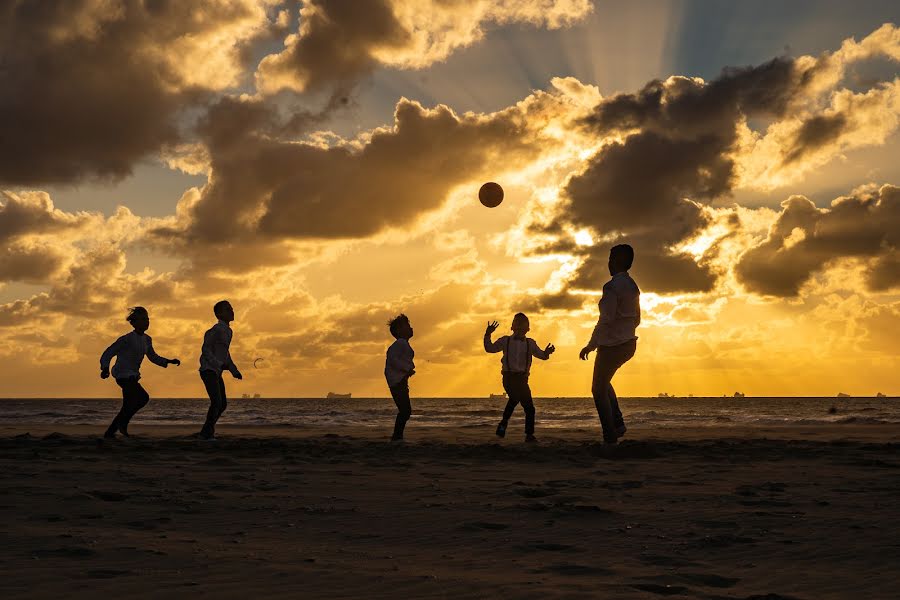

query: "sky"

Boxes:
[1, 0, 898, 398]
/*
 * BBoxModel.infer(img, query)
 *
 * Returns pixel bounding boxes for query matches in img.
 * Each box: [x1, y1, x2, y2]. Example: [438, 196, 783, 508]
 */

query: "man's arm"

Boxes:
[588, 284, 617, 348]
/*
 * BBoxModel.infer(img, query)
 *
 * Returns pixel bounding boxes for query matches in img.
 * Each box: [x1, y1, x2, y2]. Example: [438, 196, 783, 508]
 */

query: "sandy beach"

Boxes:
[1, 423, 898, 599]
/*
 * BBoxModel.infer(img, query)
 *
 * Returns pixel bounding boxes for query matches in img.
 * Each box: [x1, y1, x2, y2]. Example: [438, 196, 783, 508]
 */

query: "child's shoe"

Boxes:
[525, 434, 538, 443]
[495, 421, 507, 438]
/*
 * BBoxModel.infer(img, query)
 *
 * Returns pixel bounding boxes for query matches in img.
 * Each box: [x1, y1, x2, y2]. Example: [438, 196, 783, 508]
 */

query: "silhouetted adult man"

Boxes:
[579, 244, 641, 444]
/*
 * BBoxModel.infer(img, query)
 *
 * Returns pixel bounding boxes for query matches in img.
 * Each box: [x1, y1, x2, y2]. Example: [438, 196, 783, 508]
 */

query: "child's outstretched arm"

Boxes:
[225, 351, 242, 380]
[146, 337, 180, 368]
[483, 321, 503, 353]
[99, 336, 125, 379]
[530, 340, 556, 360]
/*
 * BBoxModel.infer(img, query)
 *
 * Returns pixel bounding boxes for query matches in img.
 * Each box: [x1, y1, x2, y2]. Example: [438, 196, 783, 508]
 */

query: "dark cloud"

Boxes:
[0, 244, 65, 283]
[0, 191, 86, 243]
[782, 113, 848, 164]
[529, 55, 834, 301]
[0, 0, 266, 185]
[256, 0, 410, 93]
[736, 185, 900, 296]
[157, 95, 540, 248]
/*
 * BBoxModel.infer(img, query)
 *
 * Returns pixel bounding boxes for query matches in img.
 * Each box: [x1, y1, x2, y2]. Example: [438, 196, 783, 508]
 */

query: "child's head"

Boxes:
[126, 306, 150, 333]
[214, 300, 235, 322]
[511, 312, 530, 337]
[388, 313, 413, 340]
[608, 243, 634, 275]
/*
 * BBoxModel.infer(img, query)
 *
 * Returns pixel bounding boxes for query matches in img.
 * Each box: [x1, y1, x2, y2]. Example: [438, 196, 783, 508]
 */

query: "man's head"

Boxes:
[214, 300, 235, 323]
[388, 313, 413, 340]
[608, 244, 634, 275]
[126, 306, 150, 333]
[511, 312, 530, 337]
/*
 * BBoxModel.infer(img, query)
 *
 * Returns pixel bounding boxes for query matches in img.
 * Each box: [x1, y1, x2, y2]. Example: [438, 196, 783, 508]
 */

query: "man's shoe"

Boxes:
[495, 421, 507, 438]
[525, 434, 538, 443]
[615, 424, 627, 437]
[390, 435, 404, 442]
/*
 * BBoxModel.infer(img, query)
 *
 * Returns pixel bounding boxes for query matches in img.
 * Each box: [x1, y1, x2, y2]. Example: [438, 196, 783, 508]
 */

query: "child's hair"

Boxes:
[126, 306, 148, 324]
[512, 312, 529, 326]
[388, 313, 410, 337]
[213, 300, 231, 317]
[610, 244, 634, 270]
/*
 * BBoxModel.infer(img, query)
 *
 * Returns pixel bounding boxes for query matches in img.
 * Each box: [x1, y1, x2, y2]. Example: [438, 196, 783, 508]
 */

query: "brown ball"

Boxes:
[478, 182, 504, 208]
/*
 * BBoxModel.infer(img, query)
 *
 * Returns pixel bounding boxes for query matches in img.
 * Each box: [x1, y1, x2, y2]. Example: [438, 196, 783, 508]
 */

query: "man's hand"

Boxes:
[545, 343, 556, 355]
[169, 358, 181, 367]
[100, 369, 110, 379]
[408, 369, 416, 377]
[232, 369, 243, 380]
[579, 345, 594, 360]
[485, 320, 499, 335]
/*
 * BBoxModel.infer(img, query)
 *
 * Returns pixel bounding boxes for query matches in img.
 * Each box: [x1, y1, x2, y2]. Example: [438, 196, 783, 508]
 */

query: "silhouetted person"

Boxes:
[100, 306, 180, 438]
[484, 313, 555, 442]
[579, 244, 641, 444]
[385, 314, 415, 441]
[195, 300, 242, 440]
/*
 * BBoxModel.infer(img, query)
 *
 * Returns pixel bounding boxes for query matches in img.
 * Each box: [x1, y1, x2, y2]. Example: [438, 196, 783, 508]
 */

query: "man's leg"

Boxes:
[199, 371, 223, 438]
[608, 383, 625, 433]
[118, 380, 150, 436]
[213, 376, 228, 435]
[592, 350, 620, 442]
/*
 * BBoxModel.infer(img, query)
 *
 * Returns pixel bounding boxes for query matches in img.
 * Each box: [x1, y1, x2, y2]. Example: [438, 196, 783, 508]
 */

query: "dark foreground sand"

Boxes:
[2, 424, 899, 599]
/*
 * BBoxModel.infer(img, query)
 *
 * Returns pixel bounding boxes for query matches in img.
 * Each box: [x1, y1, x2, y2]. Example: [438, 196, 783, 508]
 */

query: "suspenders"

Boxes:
[503, 336, 532, 373]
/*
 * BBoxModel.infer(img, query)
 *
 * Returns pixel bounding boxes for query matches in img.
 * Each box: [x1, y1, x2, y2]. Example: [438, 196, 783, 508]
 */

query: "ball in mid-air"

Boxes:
[479, 182, 504, 208]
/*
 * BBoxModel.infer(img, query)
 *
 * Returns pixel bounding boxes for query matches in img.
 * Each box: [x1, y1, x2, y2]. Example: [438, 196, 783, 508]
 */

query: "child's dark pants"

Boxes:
[105, 377, 150, 436]
[200, 370, 228, 437]
[501, 372, 535, 435]
[389, 378, 412, 439]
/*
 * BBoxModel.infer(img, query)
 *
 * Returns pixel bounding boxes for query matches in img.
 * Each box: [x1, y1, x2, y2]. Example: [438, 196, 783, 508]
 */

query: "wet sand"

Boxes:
[2, 423, 899, 598]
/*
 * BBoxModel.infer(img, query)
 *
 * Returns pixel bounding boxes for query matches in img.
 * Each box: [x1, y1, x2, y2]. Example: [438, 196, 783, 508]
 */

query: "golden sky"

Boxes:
[0, 1, 898, 398]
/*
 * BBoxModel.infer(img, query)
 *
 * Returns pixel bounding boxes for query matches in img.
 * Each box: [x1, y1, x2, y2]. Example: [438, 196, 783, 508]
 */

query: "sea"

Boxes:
[0, 396, 897, 430]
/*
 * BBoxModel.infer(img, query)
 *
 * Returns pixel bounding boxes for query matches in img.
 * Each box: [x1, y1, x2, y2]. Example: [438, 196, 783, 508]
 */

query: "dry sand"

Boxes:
[2, 423, 899, 599]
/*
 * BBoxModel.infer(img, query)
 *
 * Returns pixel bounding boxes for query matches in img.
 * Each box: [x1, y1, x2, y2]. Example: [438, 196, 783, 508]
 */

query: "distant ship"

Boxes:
[242, 393, 263, 399]
[327, 392, 352, 399]
[837, 392, 851, 398]
[658, 392, 673, 398]
[876, 392, 887, 398]
[733, 392, 745, 398]
[489, 392, 507, 400]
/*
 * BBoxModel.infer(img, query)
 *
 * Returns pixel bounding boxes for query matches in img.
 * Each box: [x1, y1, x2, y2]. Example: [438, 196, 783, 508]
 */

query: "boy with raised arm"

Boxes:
[385, 314, 415, 441]
[484, 312, 555, 442]
[196, 300, 242, 440]
[100, 306, 180, 438]
[579, 244, 641, 445]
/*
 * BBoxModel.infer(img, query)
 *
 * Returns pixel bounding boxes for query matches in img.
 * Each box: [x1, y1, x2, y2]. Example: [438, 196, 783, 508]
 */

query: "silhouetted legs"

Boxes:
[105, 377, 150, 438]
[199, 370, 227, 439]
[389, 378, 412, 440]
[592, 339, 636, 443]
[500, 373, 535, 436]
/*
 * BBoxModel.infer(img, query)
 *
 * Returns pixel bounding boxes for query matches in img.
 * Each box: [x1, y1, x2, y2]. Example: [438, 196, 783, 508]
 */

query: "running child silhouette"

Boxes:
[484, 313, 555, 442]
[385, 314, 415, 441]
[99, 306, 180, 438]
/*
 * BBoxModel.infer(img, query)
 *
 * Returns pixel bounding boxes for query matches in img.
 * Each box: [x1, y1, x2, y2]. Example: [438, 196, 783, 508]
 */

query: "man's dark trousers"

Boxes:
[501, 372, 535, 435]
[592, 339, 636, 442]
